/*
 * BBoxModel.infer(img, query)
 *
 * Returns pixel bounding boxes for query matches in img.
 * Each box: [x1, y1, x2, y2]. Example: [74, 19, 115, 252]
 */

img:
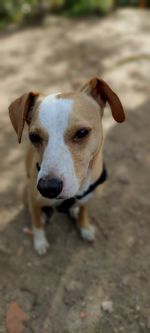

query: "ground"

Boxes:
[0, 9, 150, 333]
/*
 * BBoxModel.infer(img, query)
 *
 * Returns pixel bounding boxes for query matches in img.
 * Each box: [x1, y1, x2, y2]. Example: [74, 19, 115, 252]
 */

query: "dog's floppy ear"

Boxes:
[80, 77, 125, 123]
[8, 92, 39, 143]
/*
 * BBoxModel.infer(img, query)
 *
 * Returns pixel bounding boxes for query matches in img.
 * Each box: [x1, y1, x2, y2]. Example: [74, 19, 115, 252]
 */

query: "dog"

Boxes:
[9, 77, 125, 255]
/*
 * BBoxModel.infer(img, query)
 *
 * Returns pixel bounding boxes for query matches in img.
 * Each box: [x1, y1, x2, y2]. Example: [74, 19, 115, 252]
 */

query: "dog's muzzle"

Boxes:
[37, 178, 63, 199]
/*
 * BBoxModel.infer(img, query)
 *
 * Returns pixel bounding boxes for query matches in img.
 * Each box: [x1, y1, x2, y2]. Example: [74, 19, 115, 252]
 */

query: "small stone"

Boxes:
[81, 301, 86, 307]
[32, 312, 37, 319]
[135, 305, 141, 312]
[127, 236, 135, 246]
[65, 280, 82, 292]
[23, 227, 33, 235]
[101, 300, 113, 313]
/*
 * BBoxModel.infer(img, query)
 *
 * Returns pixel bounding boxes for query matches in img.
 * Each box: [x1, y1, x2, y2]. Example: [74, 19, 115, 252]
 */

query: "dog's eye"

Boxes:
[29, 133, 42, 145]
[73, 128, 90, 142]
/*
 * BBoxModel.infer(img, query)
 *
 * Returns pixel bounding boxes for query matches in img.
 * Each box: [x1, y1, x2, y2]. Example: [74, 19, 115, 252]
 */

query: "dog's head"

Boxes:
[9, 77, 125, 200]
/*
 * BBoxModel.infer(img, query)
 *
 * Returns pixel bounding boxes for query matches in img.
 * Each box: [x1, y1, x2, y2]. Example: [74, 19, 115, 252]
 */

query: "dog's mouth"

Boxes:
[57, 195, 65, 200]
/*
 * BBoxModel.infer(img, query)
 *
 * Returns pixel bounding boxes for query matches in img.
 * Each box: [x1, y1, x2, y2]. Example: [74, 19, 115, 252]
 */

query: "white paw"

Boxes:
[33, 228, 49, 255]
[80, 225, 96, 242]
[34, 237, 49, 255]
[69, 206, 79, 220]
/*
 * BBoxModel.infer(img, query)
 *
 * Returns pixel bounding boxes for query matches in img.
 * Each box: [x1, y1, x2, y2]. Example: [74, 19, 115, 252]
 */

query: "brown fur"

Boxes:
[64, 94, 103, 186]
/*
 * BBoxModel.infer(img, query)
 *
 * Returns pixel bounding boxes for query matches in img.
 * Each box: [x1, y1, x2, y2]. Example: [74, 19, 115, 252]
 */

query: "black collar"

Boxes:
[57, 164, 108, 213]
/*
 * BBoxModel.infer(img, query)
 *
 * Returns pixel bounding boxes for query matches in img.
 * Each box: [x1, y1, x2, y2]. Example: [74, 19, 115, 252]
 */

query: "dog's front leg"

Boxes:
[29, 200, 49, 255]
[77, 204, 95, 242]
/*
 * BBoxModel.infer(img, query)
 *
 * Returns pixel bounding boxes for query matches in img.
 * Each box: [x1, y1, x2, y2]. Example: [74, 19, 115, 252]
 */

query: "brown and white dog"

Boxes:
[9, 77, 125, 255]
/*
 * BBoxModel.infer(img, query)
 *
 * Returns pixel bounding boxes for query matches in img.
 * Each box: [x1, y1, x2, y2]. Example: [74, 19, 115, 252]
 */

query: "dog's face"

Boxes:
[29, 92, 103, 199]
[9, 77, 125, 199]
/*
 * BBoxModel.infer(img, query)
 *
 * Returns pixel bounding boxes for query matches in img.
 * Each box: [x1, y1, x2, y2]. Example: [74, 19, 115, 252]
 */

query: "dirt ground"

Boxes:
[0, 9, 150, 333]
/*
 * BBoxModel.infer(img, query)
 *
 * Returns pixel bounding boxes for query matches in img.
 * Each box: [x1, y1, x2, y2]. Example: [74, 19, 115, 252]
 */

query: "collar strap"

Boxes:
[57, 164, 108, 213]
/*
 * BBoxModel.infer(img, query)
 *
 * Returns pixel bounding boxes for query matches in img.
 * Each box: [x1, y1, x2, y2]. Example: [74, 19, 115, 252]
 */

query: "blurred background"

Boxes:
[0, 1, 150, 333]
[0, 0, 150, 29]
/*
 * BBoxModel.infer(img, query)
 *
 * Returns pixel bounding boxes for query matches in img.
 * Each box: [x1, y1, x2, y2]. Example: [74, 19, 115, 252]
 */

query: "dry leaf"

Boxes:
[6, 301, 28, 333]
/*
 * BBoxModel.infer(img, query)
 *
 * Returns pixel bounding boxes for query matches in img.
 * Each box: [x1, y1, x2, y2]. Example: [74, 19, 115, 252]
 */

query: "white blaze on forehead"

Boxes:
[39, 93, 72, 130]
[38, 93, 79, 197]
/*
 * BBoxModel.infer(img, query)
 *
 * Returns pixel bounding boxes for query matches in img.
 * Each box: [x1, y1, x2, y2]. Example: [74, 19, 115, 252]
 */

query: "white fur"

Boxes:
[38, 93, 79, 198]
[80, 225, 95, 242]
[33, 227, 49, 255]
[69, 206, 79, 220]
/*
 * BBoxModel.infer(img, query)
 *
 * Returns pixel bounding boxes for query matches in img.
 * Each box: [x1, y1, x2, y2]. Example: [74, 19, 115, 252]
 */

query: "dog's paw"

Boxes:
[33, 228, 49, 255]
[80, 225, 95, 242]
[34, 237, 49, 255]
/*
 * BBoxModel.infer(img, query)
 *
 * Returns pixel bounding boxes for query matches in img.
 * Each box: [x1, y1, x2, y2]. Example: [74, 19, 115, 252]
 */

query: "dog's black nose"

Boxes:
[37, 178, 63, 199]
